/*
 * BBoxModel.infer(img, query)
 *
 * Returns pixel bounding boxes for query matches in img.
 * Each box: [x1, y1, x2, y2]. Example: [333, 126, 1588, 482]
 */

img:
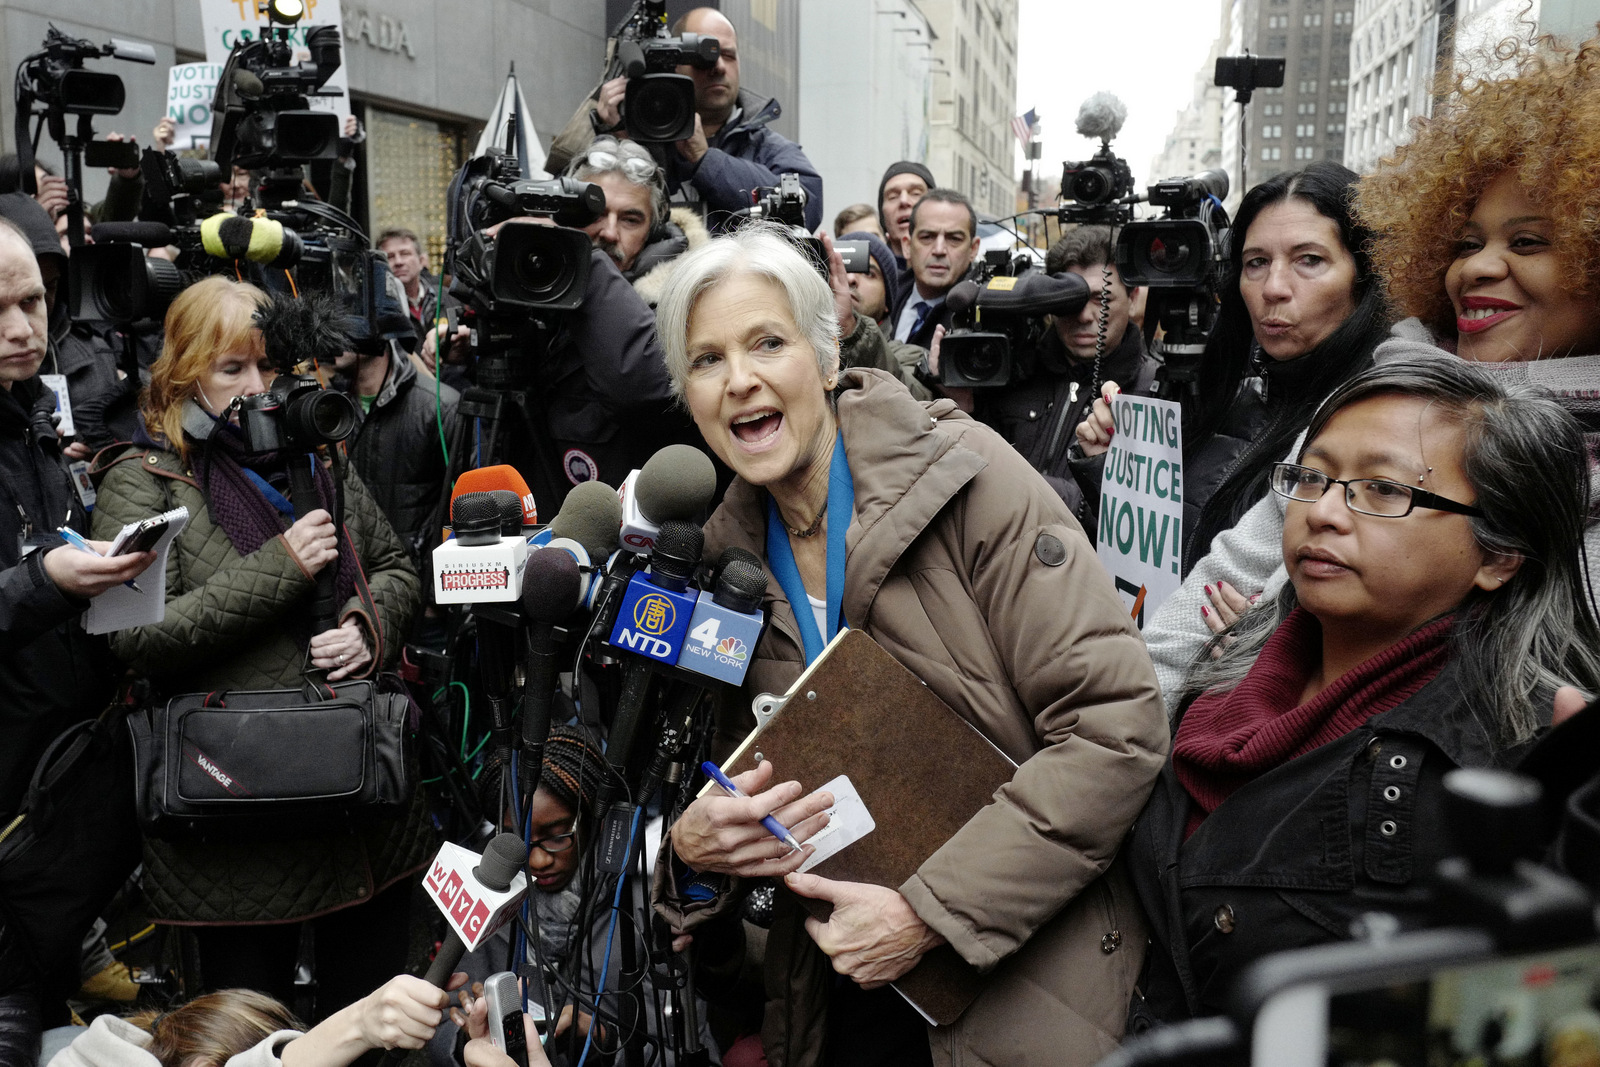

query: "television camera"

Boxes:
[607, 0, 721, 144]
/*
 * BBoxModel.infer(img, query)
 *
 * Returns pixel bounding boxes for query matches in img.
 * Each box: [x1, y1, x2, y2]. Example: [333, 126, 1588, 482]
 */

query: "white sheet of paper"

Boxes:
[798, 774, 876, 873]
[85, 507, 189, 635]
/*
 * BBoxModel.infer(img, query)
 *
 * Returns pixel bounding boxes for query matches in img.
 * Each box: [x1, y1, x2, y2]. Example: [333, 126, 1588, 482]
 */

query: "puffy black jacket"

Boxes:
[661, 89, 823, 233]
[0, 378, 114, 819]
[339, 352, 460, 567]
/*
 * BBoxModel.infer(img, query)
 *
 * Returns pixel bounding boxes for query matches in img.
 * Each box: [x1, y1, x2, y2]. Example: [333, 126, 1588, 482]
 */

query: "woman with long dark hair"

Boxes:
[1078, 161, 1389, 572]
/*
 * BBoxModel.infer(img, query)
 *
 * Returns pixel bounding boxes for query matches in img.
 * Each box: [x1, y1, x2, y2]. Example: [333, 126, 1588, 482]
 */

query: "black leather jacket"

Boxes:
[1127, 660, 1524, 1023]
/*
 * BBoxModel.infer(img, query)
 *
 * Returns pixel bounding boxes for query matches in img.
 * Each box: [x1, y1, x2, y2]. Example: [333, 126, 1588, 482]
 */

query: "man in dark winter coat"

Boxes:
[977, 225, 1160, 521]
[0, 216, 153, 1065]
[888, 188, 981, 349]
[594, 8, 823, 233]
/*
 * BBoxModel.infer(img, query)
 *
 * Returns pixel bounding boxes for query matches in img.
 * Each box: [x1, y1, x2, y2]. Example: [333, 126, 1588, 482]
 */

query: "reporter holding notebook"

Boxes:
[649, 225, 1167, 1067]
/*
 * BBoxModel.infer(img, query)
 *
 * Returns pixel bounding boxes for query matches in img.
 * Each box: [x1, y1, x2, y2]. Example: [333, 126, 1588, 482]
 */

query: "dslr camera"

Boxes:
[237, 291, 360, 455]
[610, 0, 720, 143]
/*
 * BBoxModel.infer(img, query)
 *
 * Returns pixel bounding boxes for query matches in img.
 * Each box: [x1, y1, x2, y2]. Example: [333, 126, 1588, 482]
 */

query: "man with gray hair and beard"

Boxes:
[567, 136, 710, 306]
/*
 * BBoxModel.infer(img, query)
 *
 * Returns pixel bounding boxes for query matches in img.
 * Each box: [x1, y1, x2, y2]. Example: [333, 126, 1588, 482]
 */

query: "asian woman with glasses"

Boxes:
[1123, 359, 1600, 1025]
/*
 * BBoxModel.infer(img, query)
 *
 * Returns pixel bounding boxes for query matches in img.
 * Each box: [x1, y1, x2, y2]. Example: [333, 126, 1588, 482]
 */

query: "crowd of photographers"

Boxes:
[6, 3, 1600, 1067]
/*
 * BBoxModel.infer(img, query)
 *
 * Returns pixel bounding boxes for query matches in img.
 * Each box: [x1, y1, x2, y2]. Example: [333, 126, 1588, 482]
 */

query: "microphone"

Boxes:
[599, 521, 705, 818]
[518, 550, 582, 802]
[549, 480, 623, 561]
[618, 445, 717, 554]
[454, 465, 537, 527]
[946, 280, 981, 317]
[434, 476, 535, 604]
[678, 556, 767, 687]
[90, 221, 173, 246]
[233, 68, 266, 98]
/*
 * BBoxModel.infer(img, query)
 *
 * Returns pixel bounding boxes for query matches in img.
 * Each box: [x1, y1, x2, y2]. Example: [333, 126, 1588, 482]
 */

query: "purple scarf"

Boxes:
[195, 426, 359, 638]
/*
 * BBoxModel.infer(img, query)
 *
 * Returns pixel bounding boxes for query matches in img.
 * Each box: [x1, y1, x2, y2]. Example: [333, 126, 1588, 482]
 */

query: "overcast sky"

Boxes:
[1013, 0, 1226, 196]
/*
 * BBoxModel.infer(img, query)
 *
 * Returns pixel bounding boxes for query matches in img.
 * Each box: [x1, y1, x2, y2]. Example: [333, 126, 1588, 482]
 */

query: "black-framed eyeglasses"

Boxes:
[528, 828, 577, 854]
[1270, 462, 1484, 518]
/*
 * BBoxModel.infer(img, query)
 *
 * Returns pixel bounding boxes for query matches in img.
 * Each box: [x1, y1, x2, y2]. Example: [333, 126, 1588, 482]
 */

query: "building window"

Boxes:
[1262, 124, 1282, 138]
[1303, 12, 1322, 25]
[368, 107, 469, 267]
[1403, 45, 1413, 81]
[1298, 79, 1318, 93]
[1330, 100, 1346, 114]
[1262, 146, 1283, 161]
[1269, 34, 1287, 49]
[1326, 122, 1345, 134]
[1294, 145, 1316, 160]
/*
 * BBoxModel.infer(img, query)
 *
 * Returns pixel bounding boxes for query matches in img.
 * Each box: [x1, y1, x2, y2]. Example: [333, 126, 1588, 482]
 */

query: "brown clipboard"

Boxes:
[710, 628, 1017, 1025]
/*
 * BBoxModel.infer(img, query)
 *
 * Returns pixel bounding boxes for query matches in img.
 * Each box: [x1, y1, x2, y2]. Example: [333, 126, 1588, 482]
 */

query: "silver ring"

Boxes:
[337, 653, 346, 665]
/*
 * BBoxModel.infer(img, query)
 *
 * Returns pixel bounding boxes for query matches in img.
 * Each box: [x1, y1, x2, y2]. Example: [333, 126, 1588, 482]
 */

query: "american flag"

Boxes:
[1011, 108, 1037, 148]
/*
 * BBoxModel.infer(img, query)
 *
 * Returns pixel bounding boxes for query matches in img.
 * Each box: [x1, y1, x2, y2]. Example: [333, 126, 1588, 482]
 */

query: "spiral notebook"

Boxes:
[84, 507, 189, 635]
[709, 628, 1017, 1026]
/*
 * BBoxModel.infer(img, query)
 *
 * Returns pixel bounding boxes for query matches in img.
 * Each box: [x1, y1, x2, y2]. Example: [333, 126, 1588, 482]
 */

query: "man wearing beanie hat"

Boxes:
[839, 229, 929, 400]
[877, 161, 936, 265]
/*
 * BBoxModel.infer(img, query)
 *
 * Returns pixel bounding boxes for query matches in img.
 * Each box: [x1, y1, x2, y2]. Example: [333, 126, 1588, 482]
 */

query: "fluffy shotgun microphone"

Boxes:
[1076, 92, 1128, 144]
[253, 289, 349, 375]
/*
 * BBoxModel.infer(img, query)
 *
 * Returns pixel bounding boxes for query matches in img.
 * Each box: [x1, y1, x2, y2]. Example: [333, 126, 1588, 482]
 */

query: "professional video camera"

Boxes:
[13, 25, 155, 246]
[449, 148, 606, 321]
[1115, 170, 1232, 400]
[939, 266, 1092, 389]
[608, 0, 720, 143]
[209, 0, 343, 172]
[1058, 93, 1136, 226]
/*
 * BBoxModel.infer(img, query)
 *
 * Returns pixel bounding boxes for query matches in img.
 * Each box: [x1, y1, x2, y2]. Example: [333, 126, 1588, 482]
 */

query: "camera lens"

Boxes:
[1071, 168, 1110, 205]
[302, 390, 358, 443]
[514, 248, 569, 300]
[1145, 235, 1194, 277]
[634, 86, 692, 141]
[954, 339, 1005, 383]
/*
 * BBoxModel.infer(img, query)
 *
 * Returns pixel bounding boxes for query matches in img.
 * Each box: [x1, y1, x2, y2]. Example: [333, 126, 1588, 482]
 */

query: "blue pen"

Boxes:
[57, 527, 143, 593]
[701, 760, 803, 853]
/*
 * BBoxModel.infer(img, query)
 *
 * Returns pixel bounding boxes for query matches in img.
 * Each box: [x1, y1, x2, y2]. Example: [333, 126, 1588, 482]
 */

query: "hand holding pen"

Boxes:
[668, 760, 835, 879]
[45, 528, 155, 599]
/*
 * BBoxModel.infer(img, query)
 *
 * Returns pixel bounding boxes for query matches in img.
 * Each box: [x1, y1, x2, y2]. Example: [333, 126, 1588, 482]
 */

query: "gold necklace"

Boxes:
[786, 498, 828, 538]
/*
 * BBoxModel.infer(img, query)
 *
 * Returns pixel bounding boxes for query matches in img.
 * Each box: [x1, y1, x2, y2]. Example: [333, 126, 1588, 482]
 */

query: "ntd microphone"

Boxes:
[618, 445, 717, 554]
[607, 520, 702, 664]
[677, 555, 767, 686]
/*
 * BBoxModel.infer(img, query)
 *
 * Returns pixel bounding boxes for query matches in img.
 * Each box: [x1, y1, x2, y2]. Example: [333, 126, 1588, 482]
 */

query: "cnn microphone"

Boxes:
[518, 550, 581, 801]
[618, 445, 716, 554]
[677, 556, 767, 687]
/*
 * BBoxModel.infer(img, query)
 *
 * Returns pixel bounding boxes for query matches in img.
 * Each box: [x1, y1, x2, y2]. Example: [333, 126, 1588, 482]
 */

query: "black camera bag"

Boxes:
[128, 677, 413, 840]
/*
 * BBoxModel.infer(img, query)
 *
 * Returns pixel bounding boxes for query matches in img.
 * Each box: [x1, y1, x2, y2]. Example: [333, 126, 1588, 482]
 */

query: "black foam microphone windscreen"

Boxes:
[635, 445, 717, 522]
[549, 480, 623, 561]
[451, 492, 503, 547]
[945, 280, 981, 316]
[90, 221, 173, 246]
[521, 549, 582, 624]
[489, 490, 524, 535]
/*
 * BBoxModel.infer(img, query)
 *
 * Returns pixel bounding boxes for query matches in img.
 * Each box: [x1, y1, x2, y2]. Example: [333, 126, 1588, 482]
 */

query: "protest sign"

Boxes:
[1096, 394, 1184, 629]
[166, 64, 223, 150]
[199, 0, 350, 123]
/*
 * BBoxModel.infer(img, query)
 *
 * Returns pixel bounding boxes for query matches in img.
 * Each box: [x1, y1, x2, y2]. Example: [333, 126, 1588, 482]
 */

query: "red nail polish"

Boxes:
[1201, 605, 1210, 617]
[1205, 584, 1213, 596]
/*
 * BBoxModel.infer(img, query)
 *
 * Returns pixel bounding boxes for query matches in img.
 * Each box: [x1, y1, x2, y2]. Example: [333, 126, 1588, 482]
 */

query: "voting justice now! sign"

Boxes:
[1096, 394, 1183, 629]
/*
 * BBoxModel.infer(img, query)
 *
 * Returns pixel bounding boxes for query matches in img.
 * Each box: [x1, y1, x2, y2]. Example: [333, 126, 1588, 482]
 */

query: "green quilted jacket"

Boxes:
[92, 446, 434, 925]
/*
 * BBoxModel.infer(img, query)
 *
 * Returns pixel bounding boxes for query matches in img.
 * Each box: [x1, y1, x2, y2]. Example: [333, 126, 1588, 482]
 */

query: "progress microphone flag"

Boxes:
[1011, 108, 1037, 147]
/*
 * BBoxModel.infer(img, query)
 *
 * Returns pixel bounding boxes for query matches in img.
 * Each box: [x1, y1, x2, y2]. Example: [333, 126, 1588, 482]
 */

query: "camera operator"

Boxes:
[568, 135, 711, 306]
[331, 271, 461, 573]
[0, 215, 156, 1058]
[977, 225, 1158, 518]
[890, 188, 980, 348]
[594, 7, 824, 234]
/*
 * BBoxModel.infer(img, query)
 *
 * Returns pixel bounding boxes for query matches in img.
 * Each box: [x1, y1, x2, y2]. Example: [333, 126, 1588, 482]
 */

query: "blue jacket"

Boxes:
[663, 89, 823, 233]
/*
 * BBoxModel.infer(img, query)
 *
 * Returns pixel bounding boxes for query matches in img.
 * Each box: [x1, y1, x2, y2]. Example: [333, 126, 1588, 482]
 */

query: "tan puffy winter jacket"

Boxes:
[659, 368, 1168, 1066]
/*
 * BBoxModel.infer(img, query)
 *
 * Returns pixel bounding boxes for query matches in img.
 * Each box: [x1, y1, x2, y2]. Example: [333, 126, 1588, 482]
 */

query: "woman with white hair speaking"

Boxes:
[649, 224, 1168, 1066]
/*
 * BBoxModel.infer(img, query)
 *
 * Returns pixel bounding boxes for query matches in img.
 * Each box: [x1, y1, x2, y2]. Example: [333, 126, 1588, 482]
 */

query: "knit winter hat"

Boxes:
[877, 161, 937, 231]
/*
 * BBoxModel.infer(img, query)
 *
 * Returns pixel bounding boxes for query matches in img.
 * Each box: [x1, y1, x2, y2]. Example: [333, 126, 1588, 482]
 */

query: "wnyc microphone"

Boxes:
[618, 445, 716, 554]
[375, 833, 528, 1067]
[433, 466, 537, 604]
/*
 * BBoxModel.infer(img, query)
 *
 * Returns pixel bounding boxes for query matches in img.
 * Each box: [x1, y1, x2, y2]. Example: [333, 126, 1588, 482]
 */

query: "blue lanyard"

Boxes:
[243, 468, 296, 517]
[765, 432, 853, 665]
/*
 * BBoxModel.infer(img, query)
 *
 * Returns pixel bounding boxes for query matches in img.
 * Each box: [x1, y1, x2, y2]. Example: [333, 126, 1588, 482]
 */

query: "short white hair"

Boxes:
[656, 223, 839, 399]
